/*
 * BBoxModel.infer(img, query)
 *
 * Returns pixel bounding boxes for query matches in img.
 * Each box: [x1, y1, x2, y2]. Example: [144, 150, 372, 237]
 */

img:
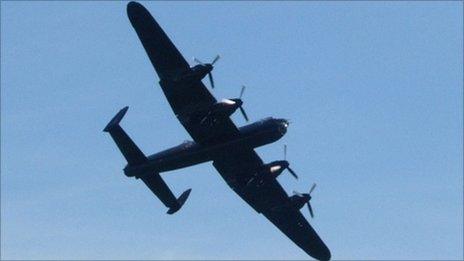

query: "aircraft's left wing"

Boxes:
[212, 148, 331, 261]
[127, 2, 240, 144]
[127, 2, 190, 81]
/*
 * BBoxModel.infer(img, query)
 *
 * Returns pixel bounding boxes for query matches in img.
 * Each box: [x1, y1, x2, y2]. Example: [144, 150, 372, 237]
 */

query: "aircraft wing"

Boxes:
[127, 2, 190, 81]
[127, 3, 330, 259]
[212, 148, 331, 261]
[127, 2, 240, 144]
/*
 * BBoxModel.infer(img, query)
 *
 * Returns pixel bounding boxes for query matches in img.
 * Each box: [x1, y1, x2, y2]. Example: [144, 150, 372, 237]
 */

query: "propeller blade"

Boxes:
[239, 85, 246, 99]
[211, 54, 220, 65]
[309, 183, 317, 194]
[307, 202, 314, 218]
[293, 190, 303, 197]
[193, 57, 204, 65]
[239, 106, 249, 122]
[208, 73, 215, 89]
[284, 144, 287, 160]
[287, 166, 299, 179]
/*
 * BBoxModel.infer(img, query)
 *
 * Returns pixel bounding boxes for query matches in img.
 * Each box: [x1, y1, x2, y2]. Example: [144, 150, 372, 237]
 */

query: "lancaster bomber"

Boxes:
[104, 2, 331, 260]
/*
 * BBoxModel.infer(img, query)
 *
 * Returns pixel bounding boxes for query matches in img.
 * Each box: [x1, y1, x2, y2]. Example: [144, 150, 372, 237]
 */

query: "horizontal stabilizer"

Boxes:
[104, 107, 190, 214]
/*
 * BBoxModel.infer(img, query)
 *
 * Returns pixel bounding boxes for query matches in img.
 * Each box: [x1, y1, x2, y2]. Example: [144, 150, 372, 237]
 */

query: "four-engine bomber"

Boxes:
[104, 2, 331, 260]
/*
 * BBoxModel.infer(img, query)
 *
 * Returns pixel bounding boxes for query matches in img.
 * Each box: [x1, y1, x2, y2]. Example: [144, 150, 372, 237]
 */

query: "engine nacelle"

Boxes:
[200, 99, 242, 125]
[213, 99, 242, 116]
[172, 64, 212, 84]
[289, 194, 311, 210]
[245, 160, 291, 189]
[262, 160, 290, 179]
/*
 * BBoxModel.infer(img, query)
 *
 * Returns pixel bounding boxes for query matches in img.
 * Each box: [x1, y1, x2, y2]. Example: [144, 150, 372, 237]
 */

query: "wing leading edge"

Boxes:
[127, 1, 241, 144]
[127, 1, 190, 80]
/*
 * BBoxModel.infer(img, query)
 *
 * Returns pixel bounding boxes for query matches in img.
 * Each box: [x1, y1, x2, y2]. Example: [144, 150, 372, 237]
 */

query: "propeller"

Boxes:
[284, 145, 298, 179]
[193, 55, 220, 88]
[307, 183, 316, 218]
[237, 85, 249, 122]
[293, 183, 317, 218]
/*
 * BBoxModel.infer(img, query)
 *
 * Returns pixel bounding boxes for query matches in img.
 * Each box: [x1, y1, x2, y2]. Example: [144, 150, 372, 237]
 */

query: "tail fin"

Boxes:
[167, 188, 192, 214]
[104, 106, 191, 214]
[103, 106, 147, 166]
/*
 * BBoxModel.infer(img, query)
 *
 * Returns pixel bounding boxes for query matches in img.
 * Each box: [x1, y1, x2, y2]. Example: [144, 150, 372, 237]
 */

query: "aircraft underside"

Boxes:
[103, 2, 331, 260]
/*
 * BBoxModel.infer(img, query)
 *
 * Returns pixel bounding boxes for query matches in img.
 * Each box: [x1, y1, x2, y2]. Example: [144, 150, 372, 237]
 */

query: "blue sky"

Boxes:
[1, 1, 462, 260]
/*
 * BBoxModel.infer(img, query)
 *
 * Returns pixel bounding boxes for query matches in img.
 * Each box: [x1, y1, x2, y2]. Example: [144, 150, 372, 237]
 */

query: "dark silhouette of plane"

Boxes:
[104, 2, 331, 260]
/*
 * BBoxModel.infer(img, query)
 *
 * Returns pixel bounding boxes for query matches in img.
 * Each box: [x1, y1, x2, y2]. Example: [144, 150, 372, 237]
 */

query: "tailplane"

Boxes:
[104, 106, 191, 214]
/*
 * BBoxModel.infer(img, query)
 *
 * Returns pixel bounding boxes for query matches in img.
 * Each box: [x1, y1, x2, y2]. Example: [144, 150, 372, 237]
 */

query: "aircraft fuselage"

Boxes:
[124, 117, 288, 177]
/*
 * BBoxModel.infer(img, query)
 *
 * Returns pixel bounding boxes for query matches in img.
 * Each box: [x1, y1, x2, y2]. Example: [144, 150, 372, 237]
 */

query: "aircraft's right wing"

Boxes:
[261, 204, 331, 261]
[212, 148, 331, 260]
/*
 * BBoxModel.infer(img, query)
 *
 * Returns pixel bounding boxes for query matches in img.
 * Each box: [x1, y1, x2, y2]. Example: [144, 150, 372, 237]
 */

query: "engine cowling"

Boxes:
[264, 160, 290, 179]
[214, 99, 242, 116]
[176, 64, 212, 83]
[289, 193, 311, 210]
[244, 160, 291, 189]
[200, 99, 242, 125]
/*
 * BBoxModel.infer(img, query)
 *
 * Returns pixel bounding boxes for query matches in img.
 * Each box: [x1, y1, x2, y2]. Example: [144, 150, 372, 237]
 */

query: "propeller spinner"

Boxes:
[283, 144, 298, 179]
[237, 85, 249, 121]
[221, 85, 249, 122]
[293, 183, 317, 218]
[193, 55, 220, 88]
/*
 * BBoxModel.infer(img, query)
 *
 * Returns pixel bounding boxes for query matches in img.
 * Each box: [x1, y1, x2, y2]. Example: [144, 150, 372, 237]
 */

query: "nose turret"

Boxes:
[276, 118, 289, 135]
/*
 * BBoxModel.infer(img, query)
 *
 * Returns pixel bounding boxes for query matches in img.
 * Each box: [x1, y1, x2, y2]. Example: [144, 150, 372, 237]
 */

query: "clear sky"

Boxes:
[1, 1, 462, 260]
